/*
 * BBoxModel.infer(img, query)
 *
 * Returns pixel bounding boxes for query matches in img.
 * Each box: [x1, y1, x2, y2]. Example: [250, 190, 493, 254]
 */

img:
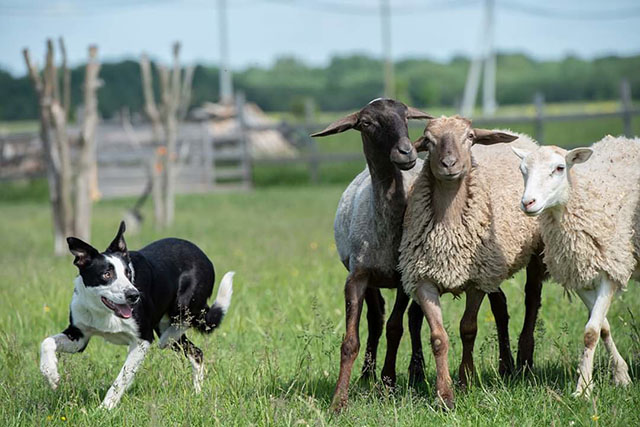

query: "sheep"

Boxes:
[512, 135, 640, 397]
[398, 115, 546, 409]
[311, 98, 432, 411]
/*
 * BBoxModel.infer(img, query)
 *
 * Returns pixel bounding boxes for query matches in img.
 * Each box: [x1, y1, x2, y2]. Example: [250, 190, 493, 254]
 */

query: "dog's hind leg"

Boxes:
[100, 339, 150, 410]
[158, 323, 188, 349]
[171, 335, 205, 393]
[40, 326, 90, 389]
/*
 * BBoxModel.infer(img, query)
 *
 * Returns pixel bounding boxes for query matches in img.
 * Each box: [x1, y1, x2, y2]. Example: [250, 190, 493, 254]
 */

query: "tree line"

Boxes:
[1, 52, 638, 121]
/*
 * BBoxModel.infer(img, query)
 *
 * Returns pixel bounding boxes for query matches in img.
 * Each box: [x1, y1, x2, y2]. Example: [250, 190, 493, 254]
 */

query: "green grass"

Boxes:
[1, 187, 640, 425]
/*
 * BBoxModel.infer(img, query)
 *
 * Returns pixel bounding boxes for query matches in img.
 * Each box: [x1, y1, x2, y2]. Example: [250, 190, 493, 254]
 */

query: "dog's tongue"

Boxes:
[115, 303, 132, 319]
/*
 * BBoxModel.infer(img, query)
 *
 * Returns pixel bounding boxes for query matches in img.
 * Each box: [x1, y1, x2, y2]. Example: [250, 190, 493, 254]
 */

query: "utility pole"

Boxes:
[380, 0, 395, 99]
[482, 0, 496, 115]
[218, 0, 233, 104]
[461, 0, 496, 116]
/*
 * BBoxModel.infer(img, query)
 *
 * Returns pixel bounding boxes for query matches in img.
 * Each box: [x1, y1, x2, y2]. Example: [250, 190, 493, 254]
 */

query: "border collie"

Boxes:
[40, 221, 233, 409]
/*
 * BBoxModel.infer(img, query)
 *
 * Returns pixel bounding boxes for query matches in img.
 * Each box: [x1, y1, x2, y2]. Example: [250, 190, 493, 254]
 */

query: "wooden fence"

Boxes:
[2, 84, 638, 192]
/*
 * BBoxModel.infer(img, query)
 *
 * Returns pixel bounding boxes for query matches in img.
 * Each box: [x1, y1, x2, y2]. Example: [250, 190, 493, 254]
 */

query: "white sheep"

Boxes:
[399, 115, 545, 409]
[513, 135, 640, 397]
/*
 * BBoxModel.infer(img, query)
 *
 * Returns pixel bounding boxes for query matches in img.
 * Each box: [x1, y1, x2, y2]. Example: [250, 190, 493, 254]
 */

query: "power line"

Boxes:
[256, 0, 480, 16]
[501, 1, 640, 20]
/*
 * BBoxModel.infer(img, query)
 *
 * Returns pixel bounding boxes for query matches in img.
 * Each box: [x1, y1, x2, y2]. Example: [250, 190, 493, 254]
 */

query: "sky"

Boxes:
[1, 0, 639, 76]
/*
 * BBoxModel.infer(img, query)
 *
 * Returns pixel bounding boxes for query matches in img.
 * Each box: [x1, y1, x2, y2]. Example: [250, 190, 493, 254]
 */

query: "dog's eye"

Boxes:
[102, 271, 112, 281]
[125, 269, 131, 279]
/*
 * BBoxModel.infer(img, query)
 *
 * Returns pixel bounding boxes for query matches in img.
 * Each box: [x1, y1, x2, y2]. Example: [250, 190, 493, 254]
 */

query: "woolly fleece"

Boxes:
[399, 131, 540, 295]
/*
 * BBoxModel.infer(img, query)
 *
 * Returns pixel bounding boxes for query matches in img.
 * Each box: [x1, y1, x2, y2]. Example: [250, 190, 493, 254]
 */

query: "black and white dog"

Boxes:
[40, 221, 233, 409]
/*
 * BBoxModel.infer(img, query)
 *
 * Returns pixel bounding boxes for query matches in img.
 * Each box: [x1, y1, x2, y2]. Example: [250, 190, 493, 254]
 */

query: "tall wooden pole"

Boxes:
[380, 0, 395, 99]
[218, 0, 233, 104]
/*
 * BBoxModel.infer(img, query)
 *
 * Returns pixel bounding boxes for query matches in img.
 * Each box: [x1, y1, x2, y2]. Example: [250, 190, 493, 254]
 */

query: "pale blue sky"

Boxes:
[1, 0, 639, 76]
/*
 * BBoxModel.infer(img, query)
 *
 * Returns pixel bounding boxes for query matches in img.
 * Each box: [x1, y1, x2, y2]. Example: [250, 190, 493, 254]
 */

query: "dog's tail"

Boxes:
[197, 271, 234, 333]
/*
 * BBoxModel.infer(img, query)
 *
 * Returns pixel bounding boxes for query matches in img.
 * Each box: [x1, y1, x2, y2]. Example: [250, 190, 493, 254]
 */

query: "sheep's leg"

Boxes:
[600, 317, 631, 386]
[380, 288, 409, 388]
[517, 254, 544, 370]
[414, 281, 454, 410]
[360, 288, 384, 381]
[573, 278, 616, 398]
[459, 287, 485, 390]
[331, 270, 368, 412]
[576, 288, 630, 389]
[487, 290, 515, 376]
[407, 301, 426, 385]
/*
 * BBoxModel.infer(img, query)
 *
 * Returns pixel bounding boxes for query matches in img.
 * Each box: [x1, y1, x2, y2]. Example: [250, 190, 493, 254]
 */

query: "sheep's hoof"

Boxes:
[614, 369, 632, 387]
[435, 392, 455, 411]
[408, 362, 425, 386]
[381, 373, 397, 389]
[571, 387, 591, 399]
[329, 395, 348, 414]
[499, 357, 516, 377]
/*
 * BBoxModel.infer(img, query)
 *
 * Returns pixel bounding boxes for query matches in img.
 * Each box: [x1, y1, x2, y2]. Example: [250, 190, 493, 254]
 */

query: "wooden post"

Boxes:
[140, 54, 165, 227]
[304, 98, 319, 184]
[236, 92, 252, 188]
[24, 48, 66, 254]
[201, 121, 214, 189]
[534, 92, 545, 144]
[59, 38, 71, 120]
[621, 80, 632, 137]
[74, 45, 101, 242]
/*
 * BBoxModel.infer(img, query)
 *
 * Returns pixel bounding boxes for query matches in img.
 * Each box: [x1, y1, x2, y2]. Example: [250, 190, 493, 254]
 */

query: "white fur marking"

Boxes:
[100, 340, 150, 410]
[40, 332, 90, 389]
[188, 354, 204, 393]
[214, 271, 234, 314]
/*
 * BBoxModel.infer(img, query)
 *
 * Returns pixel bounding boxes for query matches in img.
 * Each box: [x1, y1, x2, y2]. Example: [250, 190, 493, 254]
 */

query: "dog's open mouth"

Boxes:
[101, 297, 133, 319]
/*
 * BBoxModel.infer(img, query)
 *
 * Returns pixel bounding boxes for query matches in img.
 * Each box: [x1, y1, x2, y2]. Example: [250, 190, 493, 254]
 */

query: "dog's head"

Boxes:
[67, 221, 140, 319]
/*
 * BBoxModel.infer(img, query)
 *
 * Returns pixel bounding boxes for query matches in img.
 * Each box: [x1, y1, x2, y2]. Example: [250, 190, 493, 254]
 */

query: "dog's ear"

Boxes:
[106, 221, 128, 254]
[67, 237, 99, 268]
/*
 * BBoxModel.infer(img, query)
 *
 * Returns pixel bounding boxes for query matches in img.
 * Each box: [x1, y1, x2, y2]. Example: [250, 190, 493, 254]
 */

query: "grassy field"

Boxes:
[1, 186, 640, 426]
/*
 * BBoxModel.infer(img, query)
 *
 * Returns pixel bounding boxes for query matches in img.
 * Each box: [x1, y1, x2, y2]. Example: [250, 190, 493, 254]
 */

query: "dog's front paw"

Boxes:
[40, 338, 60, 389]
[100, 396, 119, 410]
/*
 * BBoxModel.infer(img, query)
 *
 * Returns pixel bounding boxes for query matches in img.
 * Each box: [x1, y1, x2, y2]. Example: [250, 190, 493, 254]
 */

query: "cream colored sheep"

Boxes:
[513, 135, 640, 397]
[399, 115, 545, 409]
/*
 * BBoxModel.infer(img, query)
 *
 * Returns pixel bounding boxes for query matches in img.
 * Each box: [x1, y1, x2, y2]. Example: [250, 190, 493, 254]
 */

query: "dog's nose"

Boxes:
[125, 289, 140, 304]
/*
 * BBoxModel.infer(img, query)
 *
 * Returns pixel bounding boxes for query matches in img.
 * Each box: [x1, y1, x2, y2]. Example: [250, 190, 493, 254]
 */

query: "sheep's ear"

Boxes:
[310, 113, 358, 137]
[406, 107, 433, 120]
[414, 135, 429, 152]
[106, 221, 128, 254]
[511, 146, 530, 160]
[473, 129, 518, 145]
[566, 148, 593, 167]
[67, 237, 99, 268]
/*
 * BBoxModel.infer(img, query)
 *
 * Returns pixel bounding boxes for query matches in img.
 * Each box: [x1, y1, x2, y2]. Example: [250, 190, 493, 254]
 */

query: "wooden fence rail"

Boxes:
[2, 84, 638, 189]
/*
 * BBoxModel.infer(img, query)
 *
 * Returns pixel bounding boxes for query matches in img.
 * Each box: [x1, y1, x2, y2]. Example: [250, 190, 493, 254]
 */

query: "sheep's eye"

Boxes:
[467, 133, 474, 140]
[360, 120, 371, 128]
[555, 165, 565, 174]
[102, 271, 112, 281]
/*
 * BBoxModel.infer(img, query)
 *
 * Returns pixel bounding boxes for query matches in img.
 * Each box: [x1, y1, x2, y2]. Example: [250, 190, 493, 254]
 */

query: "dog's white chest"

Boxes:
[70, 296, 139, 345]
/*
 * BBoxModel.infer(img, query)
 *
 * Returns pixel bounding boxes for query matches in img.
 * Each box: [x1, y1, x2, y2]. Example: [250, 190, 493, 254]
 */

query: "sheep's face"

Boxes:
[310, 98, 432, 170]
[513, 145, 593, 216]
[415, 116, 518, 183]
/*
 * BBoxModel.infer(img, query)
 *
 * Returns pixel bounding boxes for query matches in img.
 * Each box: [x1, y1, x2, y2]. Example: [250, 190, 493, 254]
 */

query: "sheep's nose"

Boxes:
[125, 289, 140, 304]
[441, 157, 457, 168]
[397, 146, 411, 155]
[523, 198, 536, 209]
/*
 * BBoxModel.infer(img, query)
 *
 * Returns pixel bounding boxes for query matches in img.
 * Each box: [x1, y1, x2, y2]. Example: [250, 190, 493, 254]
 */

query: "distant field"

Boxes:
[1, 187, 640, 425]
